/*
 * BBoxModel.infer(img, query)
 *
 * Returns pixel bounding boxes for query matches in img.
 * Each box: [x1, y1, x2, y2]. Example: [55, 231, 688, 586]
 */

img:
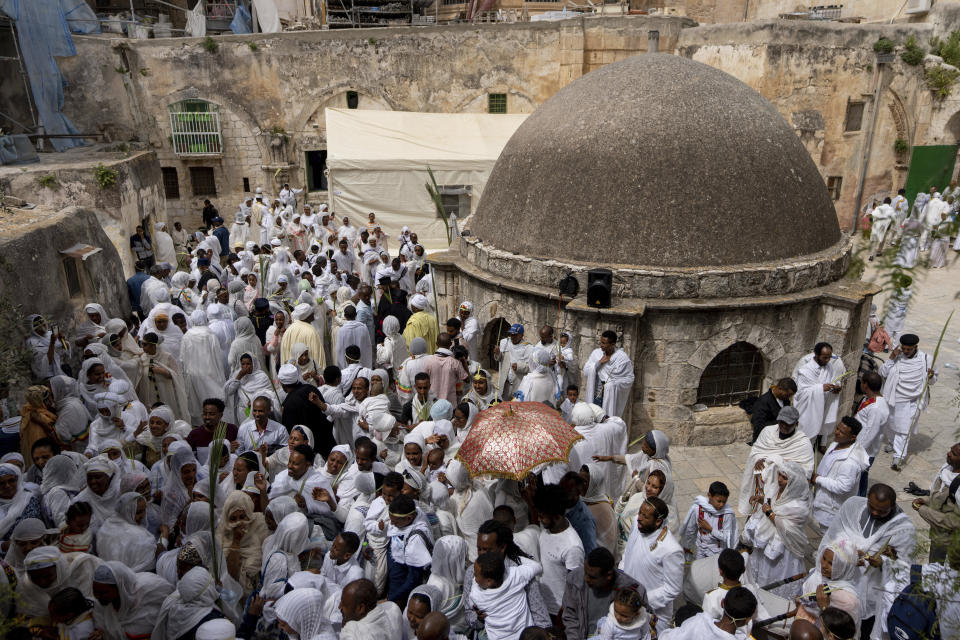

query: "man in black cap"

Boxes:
[376, 275, 410, 337]
[879, 333, 937, 470]
[250, 297, 274, 344]
[202, 199, 219, 229]
[197, 256, 219, 291]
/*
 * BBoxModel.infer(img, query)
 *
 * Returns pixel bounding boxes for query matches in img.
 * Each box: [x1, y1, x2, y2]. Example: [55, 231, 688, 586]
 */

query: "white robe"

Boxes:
[336, 319, 373, 370]
[495, 339, 533, 398]
[339, 600, 405, 640]
[819, 497, 916, 615]
[154, 230, 177, 266]
[461, 316, 480, 361]
[812, 442, 869, 529]
[659, 612, 733, 640]
[179, 327, 226, 424]
[879, 350, 935, 435]
[854, 396, 890, 457]
[618, 523, 684, 634]
[791, 353, 845, 439]
[583, 348, 635, 418]
[737, 426, 813, 515]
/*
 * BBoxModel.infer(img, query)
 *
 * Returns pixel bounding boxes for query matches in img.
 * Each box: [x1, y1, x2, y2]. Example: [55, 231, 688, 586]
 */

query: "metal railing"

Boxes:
[169, 111, 223, 156]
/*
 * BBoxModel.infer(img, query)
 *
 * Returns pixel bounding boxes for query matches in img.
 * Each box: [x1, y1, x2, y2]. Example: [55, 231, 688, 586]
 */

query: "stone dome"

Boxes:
[468, 54, 842, 269]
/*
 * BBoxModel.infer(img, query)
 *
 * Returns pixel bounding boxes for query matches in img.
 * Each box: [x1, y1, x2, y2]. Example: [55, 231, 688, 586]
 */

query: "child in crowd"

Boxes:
[48, 587, 95, 640]
[679, 481, 738, 560]
[320, 531, 365, 592]
[471, 551, 543, 640]
[701, 549, 768, 622]
[59, 502, 93, 554]
[386, 494, 433, 607]
[597, 587, 649, 639]
[560, 385, 579, 423]
[426, 448, 447, 484]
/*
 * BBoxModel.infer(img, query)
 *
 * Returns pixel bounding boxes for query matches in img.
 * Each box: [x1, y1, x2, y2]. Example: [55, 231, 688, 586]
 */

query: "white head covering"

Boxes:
[273, 587, 335, 639]
[278, 363, 300, 385]
[292, 303, 313, 321]
[571, 402, 595, 426]
[410, 294, 428, 310]
[195, 619, 236, 640]
[153, 566, 221, 640]
[0, 464, 32, 538]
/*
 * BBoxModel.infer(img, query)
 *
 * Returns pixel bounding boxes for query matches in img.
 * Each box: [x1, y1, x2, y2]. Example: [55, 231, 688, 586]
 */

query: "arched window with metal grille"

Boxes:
[696, 341, 765, 407]
[169, 99, 222, 157]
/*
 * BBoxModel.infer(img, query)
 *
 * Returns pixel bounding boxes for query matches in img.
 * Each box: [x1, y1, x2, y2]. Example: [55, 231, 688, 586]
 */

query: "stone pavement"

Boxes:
[665, 248, 960, 549]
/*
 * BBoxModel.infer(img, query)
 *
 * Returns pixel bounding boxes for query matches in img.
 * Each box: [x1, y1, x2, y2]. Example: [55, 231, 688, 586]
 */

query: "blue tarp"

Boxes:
[231, 3, 252, 34]
[0, 0, 92, 151]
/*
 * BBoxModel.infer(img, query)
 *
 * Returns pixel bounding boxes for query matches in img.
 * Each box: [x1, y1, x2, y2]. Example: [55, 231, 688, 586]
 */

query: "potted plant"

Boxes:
[874, 37, 895, 63]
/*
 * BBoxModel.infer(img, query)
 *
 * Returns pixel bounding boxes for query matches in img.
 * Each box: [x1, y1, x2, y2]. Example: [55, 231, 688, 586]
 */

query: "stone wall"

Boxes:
[57, 16, 692, 226]
[678, 20, 937, 229]
[0, 148, 167, 276]
[0, 205, 130, 339]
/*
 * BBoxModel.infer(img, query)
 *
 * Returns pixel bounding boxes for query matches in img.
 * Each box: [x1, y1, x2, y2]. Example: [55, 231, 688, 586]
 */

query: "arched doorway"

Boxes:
[481, 317, 510, 370]
[696, 342, 765, 407]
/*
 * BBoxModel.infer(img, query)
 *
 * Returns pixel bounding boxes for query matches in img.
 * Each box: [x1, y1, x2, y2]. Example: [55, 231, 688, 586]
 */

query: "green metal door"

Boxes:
[903, 144, 958, 204]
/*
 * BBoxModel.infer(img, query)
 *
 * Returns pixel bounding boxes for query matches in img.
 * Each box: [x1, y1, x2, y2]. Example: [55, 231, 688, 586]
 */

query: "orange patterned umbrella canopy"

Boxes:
[455, 401, 583, 481]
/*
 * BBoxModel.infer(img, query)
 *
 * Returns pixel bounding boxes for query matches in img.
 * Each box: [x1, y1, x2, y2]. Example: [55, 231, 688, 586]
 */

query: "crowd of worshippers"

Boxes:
[861, 184, 960, 270]
[2, 193, 958, 640]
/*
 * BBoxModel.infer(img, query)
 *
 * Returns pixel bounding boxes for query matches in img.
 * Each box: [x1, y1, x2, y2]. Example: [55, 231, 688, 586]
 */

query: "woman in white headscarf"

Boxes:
[265, 308, 291, 375]
[260, 511, 310, 600]
[444, 459, 493, 562]
[289, 341, 322, 385]
[180, 309, 227, 424]
[795, 537, 862, 631]
[0, 463, 44, 541]
[77, 357, 115, 419]
[377, 315, 410, 374]
[396, 431, 426, 476]
[515, 347, 559, 406]
[206, 303, 235, 368]
[170, 272, 198, 315]
[228, 317, 265, 372]
[3, 518, 56, 578]
[402, 584, 444, 640]
[426, 535, 469, 632]
[49, 376, 91, 452]
[151, 566, 225, 640]
[92, 560, 173, 640]
[264, 424, 321, 481]
[135, 405, 176, 468]
[319, 444, 357, 503]
[71, 456, 124, 532]
[96, 491, 158, 572]
[86, 391, 131, 457]
[159, 448, 201, 534]
[16, 545, 100, 617]
[102, 326, 142, 388]
[41, 454, 85, 527]
[74, 303, 110, 349]
[274, 587, 338, 640]
[217, 490, 269, 597]
[224, 353, 281, 429]
[741, 458, 812, 598]
[139, 303, 186, 363]
[136, 332, 190, 423]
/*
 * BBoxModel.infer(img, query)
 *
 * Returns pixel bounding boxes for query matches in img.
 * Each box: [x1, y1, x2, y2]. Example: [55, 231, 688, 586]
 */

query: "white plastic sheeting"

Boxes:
[253, 0, 281, 32]
[325, 108, 527, 251]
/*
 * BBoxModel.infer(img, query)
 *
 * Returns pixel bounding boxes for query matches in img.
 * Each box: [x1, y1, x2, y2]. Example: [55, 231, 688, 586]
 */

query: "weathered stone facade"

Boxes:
[0, 147, 166, 276]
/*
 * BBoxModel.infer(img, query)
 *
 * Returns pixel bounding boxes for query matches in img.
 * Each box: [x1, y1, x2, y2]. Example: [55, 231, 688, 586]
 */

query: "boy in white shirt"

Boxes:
[320, 531, 365, 592]
[471, 551, 543, 640]
[534, 484, 585, 619]
[679, 481, 738, 561]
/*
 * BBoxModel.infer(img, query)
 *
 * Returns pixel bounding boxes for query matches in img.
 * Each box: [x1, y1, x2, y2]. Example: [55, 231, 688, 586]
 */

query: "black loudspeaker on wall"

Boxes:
[587, 268, 612, 308]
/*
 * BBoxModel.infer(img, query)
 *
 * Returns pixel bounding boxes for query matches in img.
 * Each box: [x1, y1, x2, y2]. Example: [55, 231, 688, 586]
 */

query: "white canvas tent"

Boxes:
[325, 108, 527, 251]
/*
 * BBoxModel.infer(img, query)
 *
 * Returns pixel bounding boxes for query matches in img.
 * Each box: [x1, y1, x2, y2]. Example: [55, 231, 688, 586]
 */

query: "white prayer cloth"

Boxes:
[154, 229, 177, 266]
[336, 319, 374, 370]
[95, 492, 157, 572]
[658, 611, 732, 640]
[879, 349, 936, 435]
[679, 495, 739, 560]
[583, 348, 635, 418]
[469, 561, 543, 640]
[339, 600, 404, 640]
[179, 316, 227, 424]
[618, 523, 684, 634]
[791, 353, 845, 439]
[737, 425, 813, 515]
[92, 561, 172, 640]
[495, 338, 533, 397]
[819, 496, 916, 614]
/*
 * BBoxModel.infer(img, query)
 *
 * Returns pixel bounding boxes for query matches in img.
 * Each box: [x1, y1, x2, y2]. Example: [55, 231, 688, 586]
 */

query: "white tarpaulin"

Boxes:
[325, 108, 527, 251]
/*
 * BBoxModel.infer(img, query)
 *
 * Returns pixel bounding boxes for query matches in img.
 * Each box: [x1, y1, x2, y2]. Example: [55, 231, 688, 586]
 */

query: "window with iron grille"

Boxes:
[827, 176, 843, 201]
[488, 93, 507, 114]
[696, 342, 765, 407]
[169, 99, 223, 157]
[161, 167, 180, 199]
[190, 167, 217, 196]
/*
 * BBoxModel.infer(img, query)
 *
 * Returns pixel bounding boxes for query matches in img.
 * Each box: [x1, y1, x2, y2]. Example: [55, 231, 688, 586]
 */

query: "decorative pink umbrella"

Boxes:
[455, 401, 583, 481]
